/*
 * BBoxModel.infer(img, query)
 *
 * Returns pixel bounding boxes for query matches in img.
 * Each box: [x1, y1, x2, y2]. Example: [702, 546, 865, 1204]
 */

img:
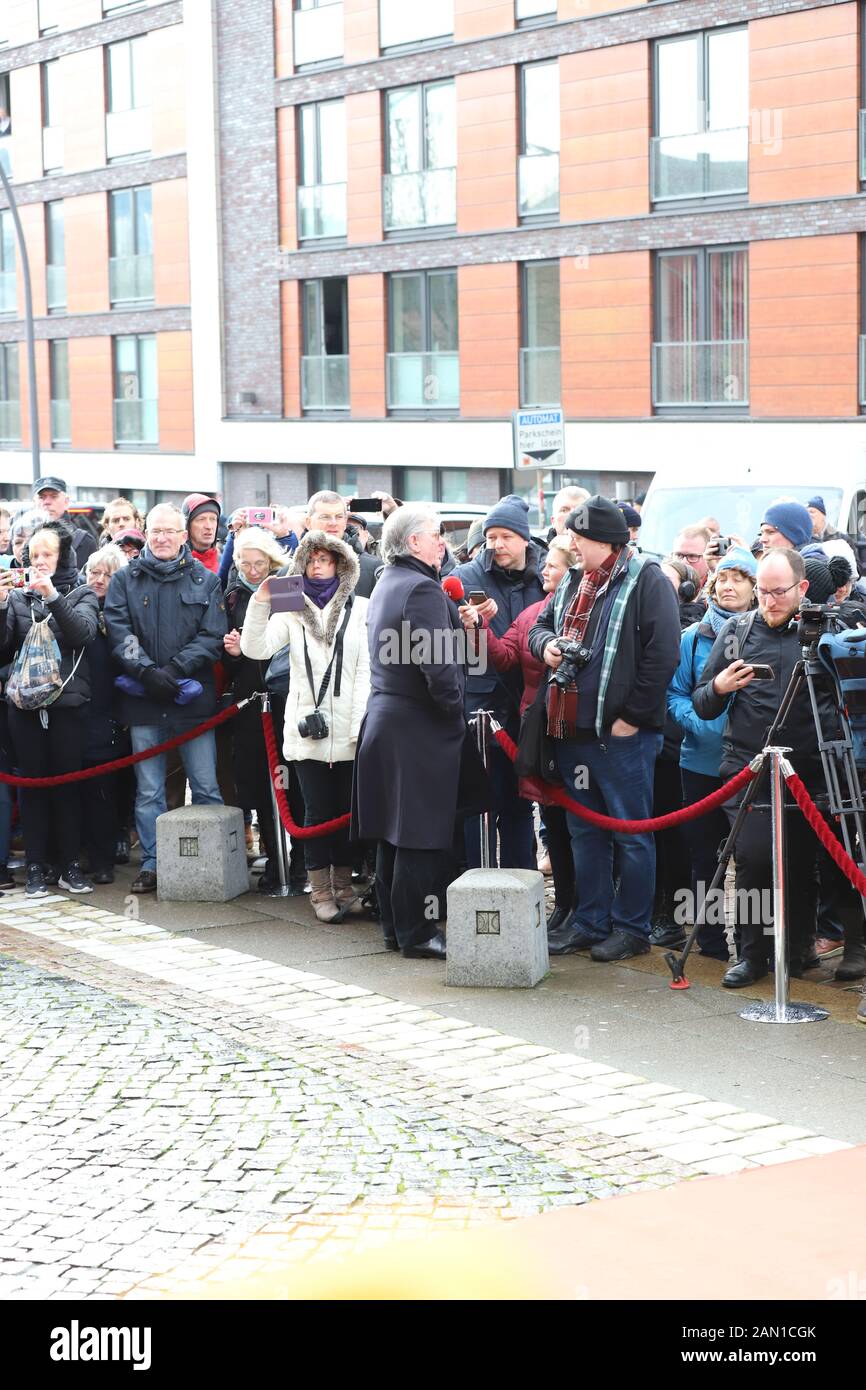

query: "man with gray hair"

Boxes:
[352, 505, 469, 960]
[104, 503, 227, 894]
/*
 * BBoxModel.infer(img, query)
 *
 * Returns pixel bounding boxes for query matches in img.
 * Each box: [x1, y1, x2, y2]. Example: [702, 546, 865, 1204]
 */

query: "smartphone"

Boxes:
[246, 507, 275, 527]
[10, 568, 29, 588]
[715, 536, 732, 556]
[268, 575, 304, 613]
[747, 664, 774, 681]
[349, 498, 383, 513]
[468, 591, 488, 605]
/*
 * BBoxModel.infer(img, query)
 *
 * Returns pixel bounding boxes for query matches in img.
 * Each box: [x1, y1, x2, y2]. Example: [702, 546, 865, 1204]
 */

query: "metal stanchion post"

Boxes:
[741, 746, 828, 1024]
[475, 709, 491, 870]
[262, 692, 291, 899]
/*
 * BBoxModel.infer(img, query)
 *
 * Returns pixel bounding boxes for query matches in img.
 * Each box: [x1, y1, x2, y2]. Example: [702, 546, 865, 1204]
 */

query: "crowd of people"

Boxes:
[0, 474, 863, 1017]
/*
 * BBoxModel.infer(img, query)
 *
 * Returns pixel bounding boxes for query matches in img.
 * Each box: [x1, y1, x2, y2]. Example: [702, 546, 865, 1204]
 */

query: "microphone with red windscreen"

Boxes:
[442, 576, 465, 605]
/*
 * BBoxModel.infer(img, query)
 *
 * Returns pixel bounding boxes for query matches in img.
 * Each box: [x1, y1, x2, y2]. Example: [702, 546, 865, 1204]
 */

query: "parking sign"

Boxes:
[512, 408, 565, 470]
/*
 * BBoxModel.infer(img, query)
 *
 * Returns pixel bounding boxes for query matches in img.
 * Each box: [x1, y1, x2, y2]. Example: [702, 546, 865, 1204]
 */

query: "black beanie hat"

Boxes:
[567, 495, 630, 546]
[804, 554, 850, 605]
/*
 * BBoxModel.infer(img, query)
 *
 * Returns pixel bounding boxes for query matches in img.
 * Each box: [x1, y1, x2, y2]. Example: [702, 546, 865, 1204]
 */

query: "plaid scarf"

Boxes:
[547, 548, 622, 738]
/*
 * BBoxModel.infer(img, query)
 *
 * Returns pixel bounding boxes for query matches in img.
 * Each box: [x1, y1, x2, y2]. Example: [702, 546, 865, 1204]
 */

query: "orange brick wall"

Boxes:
[277, 106, 298, 254]
[156, 330, 194, 451]
[749, 235, 859, 418]
[344, 0, 380, 64]
[561, 250, 652, 417]
[8, 64, 44, 184]
[456, 67, 517, 235]
[281, 280, 302, 418]
[151, 22, 187, 157]
[69, 336, 113, 451]
[274, 0, 294, 77]
[65, 192, 109, 315]
[454, 0, 514, 44]
[560, 42, 650, 223]
[63, 46, 107, 174]
[153, 178, 190, 306]
[349, 273, 385, 416]
[347, 91, 382, 244]
[749, 3, 859, 202]
[458, 262, 519, 417]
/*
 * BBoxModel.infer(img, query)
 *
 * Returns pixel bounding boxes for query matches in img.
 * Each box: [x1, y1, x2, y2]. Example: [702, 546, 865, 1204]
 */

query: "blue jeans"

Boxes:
[554, 729, 662, 943]
[131, 723, 222, 873]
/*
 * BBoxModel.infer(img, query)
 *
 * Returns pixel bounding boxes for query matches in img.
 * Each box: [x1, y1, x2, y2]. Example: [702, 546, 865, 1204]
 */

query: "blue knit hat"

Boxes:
[762, 500, 812, 550]
[483, 494, 531, 542]
[716, 545, 757, 579]
[618, 503, 642, 530]
[807, 496, 826, 515]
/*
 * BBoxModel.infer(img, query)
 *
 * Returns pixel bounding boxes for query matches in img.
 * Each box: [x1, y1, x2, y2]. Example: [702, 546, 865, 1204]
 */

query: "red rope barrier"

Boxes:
[260, 708, 351, 840]
[786, 774, 866, 899]
[493, 728, 756, 833]
[0, 701, 245, 788]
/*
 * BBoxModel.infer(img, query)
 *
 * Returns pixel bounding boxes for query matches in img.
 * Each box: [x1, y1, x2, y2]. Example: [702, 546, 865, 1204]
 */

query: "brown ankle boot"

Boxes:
[308, 867, 340, 923]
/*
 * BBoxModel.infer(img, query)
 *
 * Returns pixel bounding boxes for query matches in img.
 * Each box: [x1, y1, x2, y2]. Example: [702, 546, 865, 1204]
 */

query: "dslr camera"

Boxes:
[297, 710, 329, 740]
[551, 637, 593, 689]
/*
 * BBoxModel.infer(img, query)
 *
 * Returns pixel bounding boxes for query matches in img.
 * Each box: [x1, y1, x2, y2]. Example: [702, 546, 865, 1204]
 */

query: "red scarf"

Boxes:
[547, 549, 620, 739]
[193, 546, 220, 573]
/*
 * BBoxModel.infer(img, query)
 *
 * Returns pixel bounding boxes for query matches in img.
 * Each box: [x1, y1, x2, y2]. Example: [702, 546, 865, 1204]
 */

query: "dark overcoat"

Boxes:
[351, 555, 467, 850]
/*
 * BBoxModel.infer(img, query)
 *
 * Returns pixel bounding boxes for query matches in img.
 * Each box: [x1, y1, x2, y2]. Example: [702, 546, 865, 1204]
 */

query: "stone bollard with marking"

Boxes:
[445, 868, 549, 988]
[156, 806, 250, 902]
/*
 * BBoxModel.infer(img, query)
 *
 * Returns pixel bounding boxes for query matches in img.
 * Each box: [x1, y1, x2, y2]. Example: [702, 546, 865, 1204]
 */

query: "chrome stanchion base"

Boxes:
[740, 1000, 829, 1024]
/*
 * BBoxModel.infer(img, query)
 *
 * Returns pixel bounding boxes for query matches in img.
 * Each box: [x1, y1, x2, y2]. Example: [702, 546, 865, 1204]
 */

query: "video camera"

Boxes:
[797, 601, 843, 647]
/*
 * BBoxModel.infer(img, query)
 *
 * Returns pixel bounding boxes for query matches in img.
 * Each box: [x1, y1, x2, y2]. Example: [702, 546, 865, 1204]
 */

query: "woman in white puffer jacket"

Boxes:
[240, 530, 370, 921]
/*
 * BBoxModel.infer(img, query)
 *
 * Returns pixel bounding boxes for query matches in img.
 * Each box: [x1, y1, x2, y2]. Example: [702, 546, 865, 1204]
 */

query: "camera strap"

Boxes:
[302, 597, 353, 711]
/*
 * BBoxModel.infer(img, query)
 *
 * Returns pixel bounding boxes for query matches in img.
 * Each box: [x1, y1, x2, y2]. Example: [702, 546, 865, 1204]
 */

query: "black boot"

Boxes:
[835, 934, 866, 981]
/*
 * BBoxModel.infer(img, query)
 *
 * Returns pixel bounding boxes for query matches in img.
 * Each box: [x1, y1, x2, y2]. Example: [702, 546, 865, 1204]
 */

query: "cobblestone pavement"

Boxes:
[0, 890, 852, 1299]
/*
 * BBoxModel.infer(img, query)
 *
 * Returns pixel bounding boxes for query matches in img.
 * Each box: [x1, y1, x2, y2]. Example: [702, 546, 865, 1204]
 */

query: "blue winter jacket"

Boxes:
[666, 618, 727, 776]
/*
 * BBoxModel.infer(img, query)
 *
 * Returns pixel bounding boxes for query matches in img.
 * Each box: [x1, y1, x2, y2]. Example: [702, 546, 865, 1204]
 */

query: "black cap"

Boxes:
[567, 495, 630, 545]
[33, 475, 67, 495]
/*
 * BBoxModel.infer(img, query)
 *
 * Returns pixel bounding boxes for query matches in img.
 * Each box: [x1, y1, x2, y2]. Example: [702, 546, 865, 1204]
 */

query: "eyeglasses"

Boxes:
[148, 528, 182, 538]
[674, 551, 703, 562]
[756, 582, 798, 601]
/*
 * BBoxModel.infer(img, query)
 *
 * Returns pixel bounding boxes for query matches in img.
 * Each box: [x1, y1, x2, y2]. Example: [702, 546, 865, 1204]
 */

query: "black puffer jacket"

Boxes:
[0, 527, 99, 708]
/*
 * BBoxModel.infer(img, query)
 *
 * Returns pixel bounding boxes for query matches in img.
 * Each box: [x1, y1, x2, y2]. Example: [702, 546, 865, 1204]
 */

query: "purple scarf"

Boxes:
[303, 574, 340, 609]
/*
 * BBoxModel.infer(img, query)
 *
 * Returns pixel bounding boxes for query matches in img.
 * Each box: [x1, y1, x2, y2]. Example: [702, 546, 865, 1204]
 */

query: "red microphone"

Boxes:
[442, 576, 465, 604]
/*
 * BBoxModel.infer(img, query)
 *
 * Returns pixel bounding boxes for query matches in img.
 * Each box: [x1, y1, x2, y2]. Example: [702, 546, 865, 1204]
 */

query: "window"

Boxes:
[0, 343, 19, 443]
[521, 261, 560, 406]
[380, 0, 453, 49]
[652, 28, 748, 202]
[113, 334, 158, 445]
[860, 237, 866, 409]
[387, 269, 459, 410]
[41, 61, 63, 173]
[516, 0, 556, 21]
[103, 2, 147, 13]
[106, 37, 151, 161]
[301, 278, 349, 411]
[49, 340, 70, 446]
[308, 464, 357, 496]
[45, 201, 65, 313]
[653, 246, 748, 408]
[293, 0, 343, 68]
[297, 99, 346, 239]
[39, 0, 62, 34]
[0, 210, 15, 316]
[861, 9, 866, 183]
[109, 186, 153, 305]
[396, 467, 467, 502]
[0, 74, 10, 172]
[519, 62, 559, 218]
[384, 82, 456, 231]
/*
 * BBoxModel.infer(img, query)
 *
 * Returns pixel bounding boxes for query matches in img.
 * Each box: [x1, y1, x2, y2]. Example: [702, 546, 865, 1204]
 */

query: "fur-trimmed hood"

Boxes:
[290, 529, 359, 646]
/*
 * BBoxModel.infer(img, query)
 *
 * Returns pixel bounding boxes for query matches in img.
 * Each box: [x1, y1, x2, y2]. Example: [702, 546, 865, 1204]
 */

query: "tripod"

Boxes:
[667, 626, 866, 1017]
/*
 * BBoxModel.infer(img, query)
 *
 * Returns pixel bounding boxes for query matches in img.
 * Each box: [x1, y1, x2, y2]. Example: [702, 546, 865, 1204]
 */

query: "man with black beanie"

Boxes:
[528, 496, 681, 959]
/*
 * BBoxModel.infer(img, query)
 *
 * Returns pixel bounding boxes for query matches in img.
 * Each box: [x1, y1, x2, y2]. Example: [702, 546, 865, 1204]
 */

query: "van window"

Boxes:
[640, 485, 843, 558]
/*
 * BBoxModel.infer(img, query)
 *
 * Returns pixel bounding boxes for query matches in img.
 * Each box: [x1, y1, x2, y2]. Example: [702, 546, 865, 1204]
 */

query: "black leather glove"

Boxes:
[142, 666, 180, 704]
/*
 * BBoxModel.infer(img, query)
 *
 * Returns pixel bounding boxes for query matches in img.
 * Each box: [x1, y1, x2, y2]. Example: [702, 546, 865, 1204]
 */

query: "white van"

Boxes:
[639, 424, 866, 558]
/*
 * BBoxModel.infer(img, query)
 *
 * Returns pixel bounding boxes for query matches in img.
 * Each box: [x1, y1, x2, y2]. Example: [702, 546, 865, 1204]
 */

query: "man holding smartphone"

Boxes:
[693, 549, 845, 987]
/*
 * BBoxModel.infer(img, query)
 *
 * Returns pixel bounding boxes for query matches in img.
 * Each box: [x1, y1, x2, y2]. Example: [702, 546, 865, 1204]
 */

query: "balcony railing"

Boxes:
[0, 400, 20, 442]
[114, 397, 158, 445]
[386, 351, 459, 410]
[50, 399, 70, 445]
[297, 182, 346, 240]
[42, 124, 63, 173]
[860, 335, 866, 409]
[650, 127, 748, 203]
[518, 153, 559, 218]
[106, 107, 151, 161]
[860, 111, 866, 183]
[383, 167, 456, 232]
[109, 254, 154, 305]
[520, 346, 561, 407]
[516, 0, 557, 17]
[0, 270, 15, 315]
[301, 354, 350, 411]
[293, 1, 343, 66]
[653, 340, 749, 408]
[46, 263, 66, 311]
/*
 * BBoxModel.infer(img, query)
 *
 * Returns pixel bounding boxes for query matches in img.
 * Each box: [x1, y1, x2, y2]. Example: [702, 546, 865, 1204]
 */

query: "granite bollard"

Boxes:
[445, 868, 549, 988]
[156, 806, 250, 902]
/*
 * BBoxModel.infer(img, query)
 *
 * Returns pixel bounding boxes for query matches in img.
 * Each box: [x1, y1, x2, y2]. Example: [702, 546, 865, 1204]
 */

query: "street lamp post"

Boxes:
[0, 152, 42, 484]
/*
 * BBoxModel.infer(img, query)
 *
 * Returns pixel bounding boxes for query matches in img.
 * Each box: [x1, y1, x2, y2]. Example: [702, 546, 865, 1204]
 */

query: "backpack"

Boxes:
[6, 616, 83, 712]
